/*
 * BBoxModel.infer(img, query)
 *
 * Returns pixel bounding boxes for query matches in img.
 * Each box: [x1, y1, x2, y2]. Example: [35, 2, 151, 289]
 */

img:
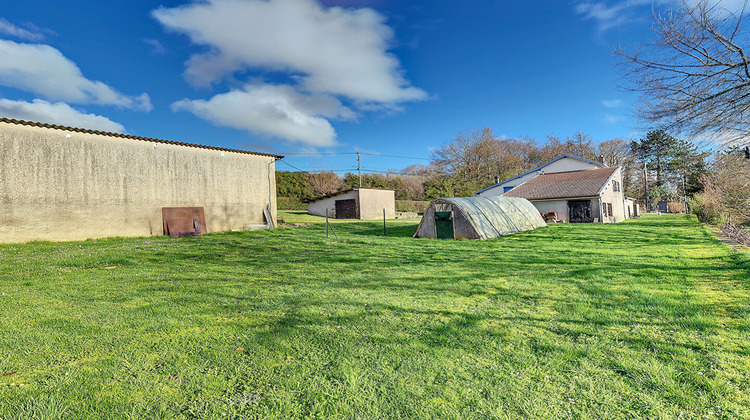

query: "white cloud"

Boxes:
[603, 113, 626, 124]
[172, 83, 355, 147]
[0, 19, 44, 41]
[153, 0, 425, 103]
[575, 1, 651, 31]
[143, 38, 166, 55]
[577, 0, 749, 32]
[0, 99, 126, 132]
[153, 0, 426, 147]
[602, 99, 622, 108]
[0, 39, 152, 111]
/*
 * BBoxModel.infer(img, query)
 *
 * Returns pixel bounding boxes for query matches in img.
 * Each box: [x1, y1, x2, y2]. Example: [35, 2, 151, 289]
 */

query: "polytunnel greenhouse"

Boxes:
[414, 196, 546, 240]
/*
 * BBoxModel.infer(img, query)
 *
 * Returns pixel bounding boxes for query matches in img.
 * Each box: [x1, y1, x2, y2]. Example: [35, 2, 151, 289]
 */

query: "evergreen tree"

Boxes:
[631, 130, 678, 187]
[670, 139, 708, 195]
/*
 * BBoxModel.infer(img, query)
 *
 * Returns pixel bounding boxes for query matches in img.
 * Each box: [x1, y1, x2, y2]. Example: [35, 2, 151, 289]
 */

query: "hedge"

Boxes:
[395, 200, 429, 213]
[277, 197, 308, 210]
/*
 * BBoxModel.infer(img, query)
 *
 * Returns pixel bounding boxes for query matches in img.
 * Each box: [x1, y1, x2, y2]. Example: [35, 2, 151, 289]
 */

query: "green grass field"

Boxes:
[0, 214, 748, 419]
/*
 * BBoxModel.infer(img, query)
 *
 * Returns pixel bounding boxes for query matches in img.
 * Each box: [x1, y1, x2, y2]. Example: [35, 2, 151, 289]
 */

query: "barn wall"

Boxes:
[0, 121, 277, 243]
[357, 189, 395, 219]
[307, 190, 358, 218]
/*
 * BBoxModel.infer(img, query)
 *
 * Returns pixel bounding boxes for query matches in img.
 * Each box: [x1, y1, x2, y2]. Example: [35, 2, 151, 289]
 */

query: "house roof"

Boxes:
[502, 167, 619, 200]
[0, 117, 284, 159]
[303, 187, 394, 203]
[474, 154, 603, 195]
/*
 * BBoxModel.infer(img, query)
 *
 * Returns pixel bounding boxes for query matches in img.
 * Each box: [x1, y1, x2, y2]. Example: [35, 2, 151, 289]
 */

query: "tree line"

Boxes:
[277, 127, 708, 206]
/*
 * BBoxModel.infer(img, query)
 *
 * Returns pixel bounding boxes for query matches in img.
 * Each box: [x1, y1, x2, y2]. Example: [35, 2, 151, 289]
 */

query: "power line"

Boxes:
[358, 152, 431, 161]
[277, 151, 431, 161]
[277, 163, 422, 176]
[277, 159, 305, 172]
[360, 168, 424, 176]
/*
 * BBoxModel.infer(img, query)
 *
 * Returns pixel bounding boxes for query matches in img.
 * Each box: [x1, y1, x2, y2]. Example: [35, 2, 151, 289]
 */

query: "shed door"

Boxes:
[335, 199, 357, 219]
[435, 211, 454, 239]
[568, 200, 593, 223]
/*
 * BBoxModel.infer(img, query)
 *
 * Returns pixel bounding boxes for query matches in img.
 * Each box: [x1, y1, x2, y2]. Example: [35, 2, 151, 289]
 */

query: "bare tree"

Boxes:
[431, 127, 504, 187]
[538, 132, 597, 162]
[598, 138, 640, 195]
[304, 169, 343, 197]
[617, 0, 750, 148]
[598, 138, 631, 167]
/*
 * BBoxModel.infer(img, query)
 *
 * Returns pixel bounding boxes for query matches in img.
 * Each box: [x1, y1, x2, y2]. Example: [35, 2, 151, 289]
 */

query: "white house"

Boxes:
[502, 166, 627, 223]
[475, 154, 603, 197]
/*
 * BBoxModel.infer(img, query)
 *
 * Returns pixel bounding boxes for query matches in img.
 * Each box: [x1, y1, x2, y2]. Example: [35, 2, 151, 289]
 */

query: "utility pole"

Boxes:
[643, 160, 650, 212]
[681, 174, 688, 213]
[357, 151, 362, 187]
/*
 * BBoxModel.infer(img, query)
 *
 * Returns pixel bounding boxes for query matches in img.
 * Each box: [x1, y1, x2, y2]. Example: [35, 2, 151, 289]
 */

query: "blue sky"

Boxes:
[0, 0, 728, 173]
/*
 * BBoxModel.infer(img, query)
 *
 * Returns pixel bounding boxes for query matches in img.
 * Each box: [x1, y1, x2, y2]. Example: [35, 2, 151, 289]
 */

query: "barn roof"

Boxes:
[503, 167, 618, 200]
[304, 188, 358, 203]
[0, 117, 284, 159]
[303, 187, 394, 203]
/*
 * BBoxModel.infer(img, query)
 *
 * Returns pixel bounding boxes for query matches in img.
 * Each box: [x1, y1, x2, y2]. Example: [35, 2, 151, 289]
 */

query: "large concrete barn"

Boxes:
[0, 118, 282, 243]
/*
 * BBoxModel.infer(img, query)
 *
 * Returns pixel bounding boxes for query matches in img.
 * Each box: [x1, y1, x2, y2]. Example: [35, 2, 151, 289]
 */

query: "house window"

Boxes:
[503, 186, 514, 193]
[612, 180, 620, 192]
[602, 203, 613, 218]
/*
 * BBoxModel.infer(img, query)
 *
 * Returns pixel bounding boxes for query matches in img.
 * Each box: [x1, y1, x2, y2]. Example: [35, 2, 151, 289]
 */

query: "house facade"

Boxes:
[306, 188, 395, 219]
[0, 118, 281, 243]
[502, 166, 627, 223]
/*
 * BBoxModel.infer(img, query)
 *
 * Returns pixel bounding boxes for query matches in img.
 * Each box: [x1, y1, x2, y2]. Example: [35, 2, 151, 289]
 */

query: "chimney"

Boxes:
[494, 176, 500, 184]
[599, 154, 606, 166]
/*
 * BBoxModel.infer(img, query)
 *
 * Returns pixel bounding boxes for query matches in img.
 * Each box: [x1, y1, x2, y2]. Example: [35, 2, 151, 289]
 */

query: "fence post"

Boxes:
[383, 208, 386, 236]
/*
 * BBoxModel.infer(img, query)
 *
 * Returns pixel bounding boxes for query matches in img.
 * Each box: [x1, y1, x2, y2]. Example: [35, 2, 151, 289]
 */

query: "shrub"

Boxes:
[691, 154, 749, 230]
[395, 200, 430, 213]
[688, 194, 723, 225]
[277, 197, 308, 211]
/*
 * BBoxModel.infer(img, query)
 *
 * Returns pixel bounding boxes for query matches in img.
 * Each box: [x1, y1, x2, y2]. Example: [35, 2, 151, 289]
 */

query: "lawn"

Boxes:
[0, 214, 748, 419]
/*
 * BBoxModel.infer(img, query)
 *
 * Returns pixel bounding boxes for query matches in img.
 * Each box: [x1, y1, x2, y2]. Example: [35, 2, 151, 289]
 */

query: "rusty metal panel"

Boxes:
[162, 207, 207, 237]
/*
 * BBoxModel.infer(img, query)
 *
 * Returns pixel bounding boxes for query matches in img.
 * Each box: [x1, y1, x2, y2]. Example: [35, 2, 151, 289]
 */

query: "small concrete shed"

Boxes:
[414, 196, 546, 240]
[306, 188, 395, 219]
